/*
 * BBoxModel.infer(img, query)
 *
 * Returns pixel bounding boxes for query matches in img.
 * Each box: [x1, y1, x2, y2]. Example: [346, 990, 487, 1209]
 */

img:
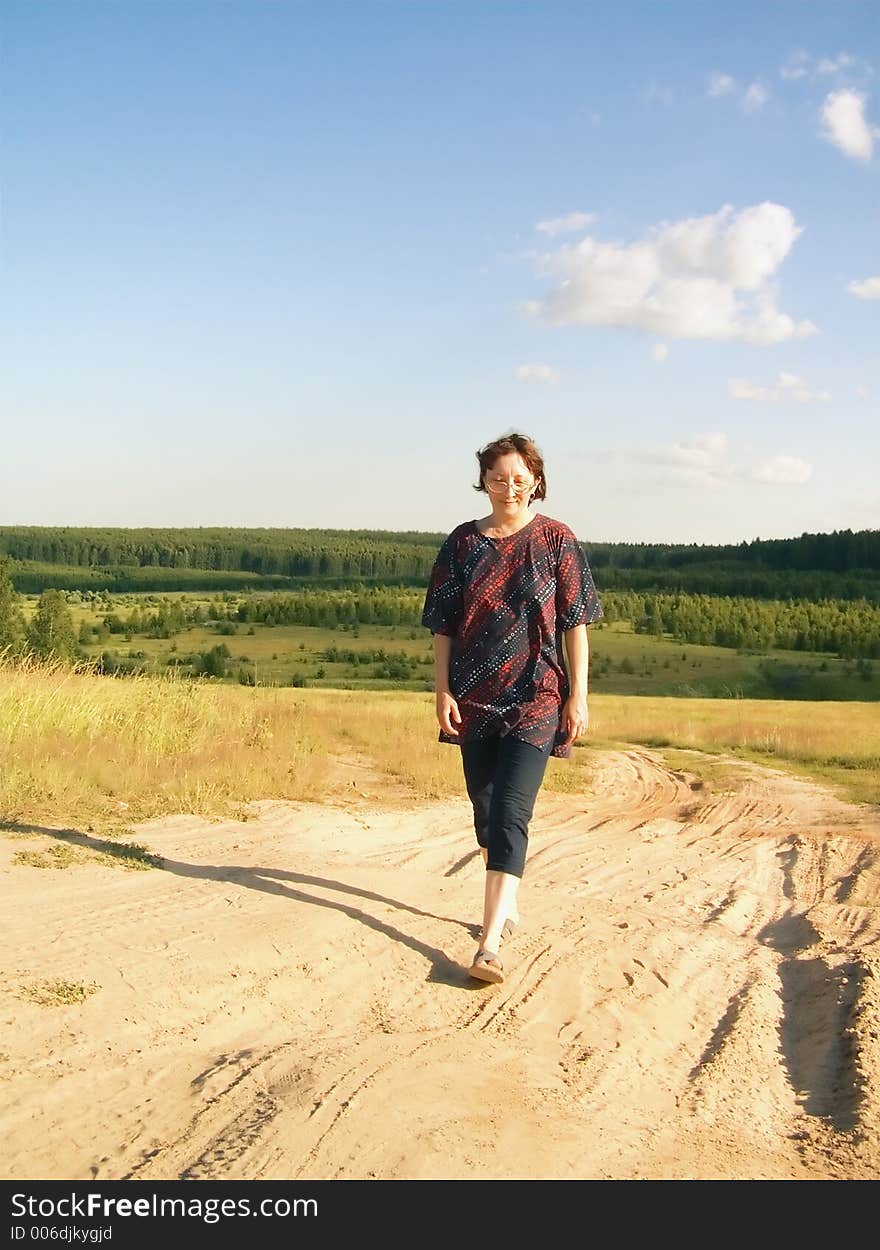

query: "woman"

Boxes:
[422, 432, 602, 985]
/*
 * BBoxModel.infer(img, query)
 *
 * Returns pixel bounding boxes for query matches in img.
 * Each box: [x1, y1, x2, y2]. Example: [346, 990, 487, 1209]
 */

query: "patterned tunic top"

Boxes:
[421, 512, 603, 758]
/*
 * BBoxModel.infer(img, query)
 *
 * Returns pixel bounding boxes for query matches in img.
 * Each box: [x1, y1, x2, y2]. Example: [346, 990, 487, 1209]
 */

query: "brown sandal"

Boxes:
[469, 949, 504, 984]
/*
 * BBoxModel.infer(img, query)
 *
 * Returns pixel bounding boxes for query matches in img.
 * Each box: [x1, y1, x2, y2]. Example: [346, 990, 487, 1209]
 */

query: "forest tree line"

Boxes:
[1, 525, 879, 601]
[2, 563, 878, 663]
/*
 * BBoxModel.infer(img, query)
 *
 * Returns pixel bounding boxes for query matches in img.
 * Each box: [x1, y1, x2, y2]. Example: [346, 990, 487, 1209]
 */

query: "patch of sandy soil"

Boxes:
[2, 748, 880, 1181]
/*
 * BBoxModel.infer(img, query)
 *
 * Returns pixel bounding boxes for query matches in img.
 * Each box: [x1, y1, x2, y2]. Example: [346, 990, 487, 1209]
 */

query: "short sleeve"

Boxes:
[555, 530, 603, 630]
[421, 534, 464, 636]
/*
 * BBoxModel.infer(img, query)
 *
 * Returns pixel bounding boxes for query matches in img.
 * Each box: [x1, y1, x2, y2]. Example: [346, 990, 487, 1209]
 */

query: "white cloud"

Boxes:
[595, 432, 814, 492]
[780, 50, 810, 81]
[742, 82, 769, 113]
[856, 385, 871, 400]
[848, 275, 880, 298]
[751, 455, 813, 484]
[665, 432, 728, 468]
[820, 89, 877, 160]
[651, 343, 668, 362]
[535, 212, 597, 238]
[729, 378, 767, 401]
[630, 433, 729, 485]
[707, 75, 769, 113]
[817, 53, 856, 75]
[728, 372, 831, 403]
[707, 72, 736, 97]
[528, 202, 817, 344]
[514, 362, 560, 385]
[781, 50, 864, 82]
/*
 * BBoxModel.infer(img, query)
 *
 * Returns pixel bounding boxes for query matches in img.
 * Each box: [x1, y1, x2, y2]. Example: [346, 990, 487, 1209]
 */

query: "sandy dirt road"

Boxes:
[3, 747, 880, 1181]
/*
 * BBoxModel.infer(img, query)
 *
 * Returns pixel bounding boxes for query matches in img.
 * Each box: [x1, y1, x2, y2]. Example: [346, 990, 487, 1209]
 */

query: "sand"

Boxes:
[3, 746, 880, 1181]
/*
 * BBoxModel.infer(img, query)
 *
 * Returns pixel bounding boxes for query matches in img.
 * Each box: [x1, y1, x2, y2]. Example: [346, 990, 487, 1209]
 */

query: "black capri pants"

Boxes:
[460, 733, 552, 878]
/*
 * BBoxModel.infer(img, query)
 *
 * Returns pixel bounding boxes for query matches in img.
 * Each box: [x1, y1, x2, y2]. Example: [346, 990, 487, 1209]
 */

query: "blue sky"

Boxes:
[1, 1, 877, 544]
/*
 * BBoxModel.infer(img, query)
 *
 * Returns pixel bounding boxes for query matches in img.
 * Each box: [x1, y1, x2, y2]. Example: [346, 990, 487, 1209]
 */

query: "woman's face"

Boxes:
[483, 451, 535, 516]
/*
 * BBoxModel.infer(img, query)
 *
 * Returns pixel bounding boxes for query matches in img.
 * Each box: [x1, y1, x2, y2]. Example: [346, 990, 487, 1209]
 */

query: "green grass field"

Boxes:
[25, 589, 877, 701]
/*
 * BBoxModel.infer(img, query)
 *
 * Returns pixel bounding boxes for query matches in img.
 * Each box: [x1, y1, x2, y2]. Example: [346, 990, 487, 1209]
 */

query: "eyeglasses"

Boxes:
[485, 475, 534, 496]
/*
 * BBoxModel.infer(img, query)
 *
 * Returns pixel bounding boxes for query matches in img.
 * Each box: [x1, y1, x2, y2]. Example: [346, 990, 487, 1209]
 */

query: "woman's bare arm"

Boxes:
[561, 623, 590, 746]
[432, 633, 462, 736]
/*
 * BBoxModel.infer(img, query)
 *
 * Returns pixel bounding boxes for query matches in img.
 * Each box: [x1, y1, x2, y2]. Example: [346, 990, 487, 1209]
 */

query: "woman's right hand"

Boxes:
[435, 691, 462, 736]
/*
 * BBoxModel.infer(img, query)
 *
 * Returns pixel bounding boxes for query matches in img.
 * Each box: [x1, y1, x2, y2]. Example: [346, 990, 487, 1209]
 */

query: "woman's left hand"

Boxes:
[561, 694, 589, 747]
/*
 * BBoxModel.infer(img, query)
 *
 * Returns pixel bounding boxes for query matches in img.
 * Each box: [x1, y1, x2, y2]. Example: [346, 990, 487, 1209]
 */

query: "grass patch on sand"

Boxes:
[10, 832, 160, 871]
[652, 749, 756, 794]
[20, 978, 100, 1007]
[13, 844, 94, 869]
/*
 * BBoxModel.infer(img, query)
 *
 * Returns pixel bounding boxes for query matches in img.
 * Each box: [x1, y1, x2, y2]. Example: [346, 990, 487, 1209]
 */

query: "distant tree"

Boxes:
[28, 590, 79, 661]
[0, 558, 26, 654]
[197, 644, 230, 678]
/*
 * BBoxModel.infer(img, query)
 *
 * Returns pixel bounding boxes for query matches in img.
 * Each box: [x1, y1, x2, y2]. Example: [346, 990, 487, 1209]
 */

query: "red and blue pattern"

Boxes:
[422, 513, 603, 758]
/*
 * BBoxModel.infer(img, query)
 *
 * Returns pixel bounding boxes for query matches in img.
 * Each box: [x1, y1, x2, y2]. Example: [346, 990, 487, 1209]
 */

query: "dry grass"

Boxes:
[308, 688, 598, 798]
[1, 659, 876, 835]
[0, 655, 336, 830]
[587, 694, 880, 805]
[316, 689, 468, 799]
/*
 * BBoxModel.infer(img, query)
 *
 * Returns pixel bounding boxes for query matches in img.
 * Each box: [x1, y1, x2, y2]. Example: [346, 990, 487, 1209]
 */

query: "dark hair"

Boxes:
[474, 432, 547, 500]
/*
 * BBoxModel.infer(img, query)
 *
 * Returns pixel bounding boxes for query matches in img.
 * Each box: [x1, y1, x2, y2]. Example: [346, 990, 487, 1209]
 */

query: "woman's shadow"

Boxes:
[5, 822, 485, 988]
